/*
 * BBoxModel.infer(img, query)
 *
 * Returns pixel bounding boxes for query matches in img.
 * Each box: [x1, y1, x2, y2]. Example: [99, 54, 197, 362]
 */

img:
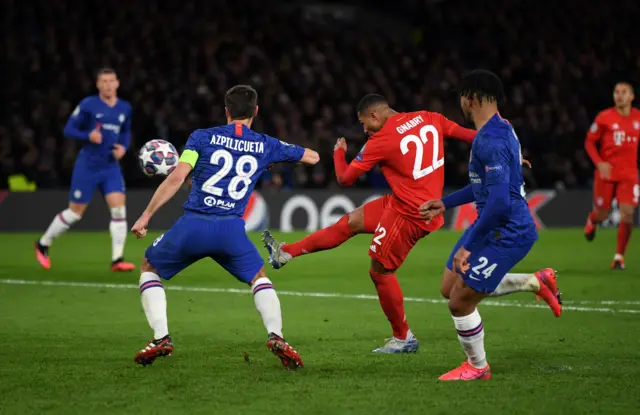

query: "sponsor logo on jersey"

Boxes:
[101, 124, 121, 134]
[204, 195, 236, 210]
[485, 165, 503, 172]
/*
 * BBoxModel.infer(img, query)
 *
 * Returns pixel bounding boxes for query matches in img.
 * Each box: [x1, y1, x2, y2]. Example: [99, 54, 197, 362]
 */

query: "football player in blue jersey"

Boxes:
[129, 85, 319, 369]
[35, 68, 135, 272]
[419, 70, 562, 381]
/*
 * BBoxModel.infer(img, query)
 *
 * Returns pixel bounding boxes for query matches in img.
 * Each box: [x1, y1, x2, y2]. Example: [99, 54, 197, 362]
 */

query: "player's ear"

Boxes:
[254, 106, 259, 118]
[225, 107, 230, 119]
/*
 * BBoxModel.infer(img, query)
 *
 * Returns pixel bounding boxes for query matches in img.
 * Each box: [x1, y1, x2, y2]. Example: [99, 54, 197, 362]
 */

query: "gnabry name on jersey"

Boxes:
[395, 115, 424, 134]
[210, 135, 265, 153]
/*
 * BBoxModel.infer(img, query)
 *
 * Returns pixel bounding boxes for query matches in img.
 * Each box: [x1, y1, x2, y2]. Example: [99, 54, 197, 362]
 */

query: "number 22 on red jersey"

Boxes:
[353, 124, 444, 181]
[400, 125, 443, 179]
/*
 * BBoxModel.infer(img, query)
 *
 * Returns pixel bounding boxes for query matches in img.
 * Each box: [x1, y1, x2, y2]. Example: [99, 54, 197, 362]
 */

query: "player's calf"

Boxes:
[35, 207, 83, 269]
[613, 206, 634, 270]
[250, 269, 303, 369]
[108, 203, 135, 271]
[440, 280, 490, 381]
[135, 259, 171, 366]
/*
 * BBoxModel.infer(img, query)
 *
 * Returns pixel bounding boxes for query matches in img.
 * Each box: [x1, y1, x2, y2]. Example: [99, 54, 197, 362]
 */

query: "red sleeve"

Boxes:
[333, 149, 366, 186]
[438, 114, 476, 143]
[585, 113, 604, 165]
[334, 139, 384, 186]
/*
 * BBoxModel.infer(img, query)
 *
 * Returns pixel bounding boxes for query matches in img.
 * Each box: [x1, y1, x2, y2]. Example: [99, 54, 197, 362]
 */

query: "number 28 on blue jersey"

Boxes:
[179, 123, 304, 216]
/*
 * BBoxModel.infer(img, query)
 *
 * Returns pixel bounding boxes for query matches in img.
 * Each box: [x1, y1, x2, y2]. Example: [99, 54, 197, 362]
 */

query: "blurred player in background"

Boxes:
[265, 94, 476, 353]
[420, 70, 561, 381]
[130, 85, 320, 369]
[584, 82, 640, 269]
[34, 68, 135, 272]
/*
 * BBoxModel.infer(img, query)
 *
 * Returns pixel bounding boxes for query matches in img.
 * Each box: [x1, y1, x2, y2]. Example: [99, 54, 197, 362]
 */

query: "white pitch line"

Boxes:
[1, 278, 639, 315]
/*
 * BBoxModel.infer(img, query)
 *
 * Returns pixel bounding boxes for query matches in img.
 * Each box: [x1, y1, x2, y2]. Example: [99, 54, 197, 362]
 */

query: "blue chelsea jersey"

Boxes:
[183, 124, 305, 216]
[469, 114, 537, 244]
[65, 95, 132, 168]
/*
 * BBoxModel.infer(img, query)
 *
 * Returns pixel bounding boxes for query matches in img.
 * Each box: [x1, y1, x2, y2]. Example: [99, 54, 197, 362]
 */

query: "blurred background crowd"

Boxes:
[1, 0, 639, 191]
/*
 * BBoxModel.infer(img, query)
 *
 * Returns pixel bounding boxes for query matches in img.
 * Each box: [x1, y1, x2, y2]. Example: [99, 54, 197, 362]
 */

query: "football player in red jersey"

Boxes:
[584, 82, 640, 269]
[263, 94, 477, 353]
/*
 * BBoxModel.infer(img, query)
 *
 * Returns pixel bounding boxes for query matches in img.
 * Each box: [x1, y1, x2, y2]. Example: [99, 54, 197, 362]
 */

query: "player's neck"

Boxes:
[99, 94, 118, 107]
[228, 118, 253, 128]
[615, 106, 632, 117]
[472, 108, 498, 130]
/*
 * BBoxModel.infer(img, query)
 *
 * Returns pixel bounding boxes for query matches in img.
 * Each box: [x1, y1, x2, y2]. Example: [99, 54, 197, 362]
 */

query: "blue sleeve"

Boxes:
[442, 185, 475, 210]
[463, 145, 511, 249]
[266, 136, 305, 164]
[64, 99, 92, 140]
[118, 105, 132, 150]
[185, 130, 205, 153]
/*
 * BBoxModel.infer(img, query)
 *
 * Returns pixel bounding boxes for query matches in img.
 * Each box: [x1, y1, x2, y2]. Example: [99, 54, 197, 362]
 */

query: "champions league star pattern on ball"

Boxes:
[139, 140, 179, 177]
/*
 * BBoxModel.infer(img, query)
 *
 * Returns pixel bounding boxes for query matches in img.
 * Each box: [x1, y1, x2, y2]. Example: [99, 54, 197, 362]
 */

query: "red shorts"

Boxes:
[368, 206, 430, 270]
[593, 176, 639, 209]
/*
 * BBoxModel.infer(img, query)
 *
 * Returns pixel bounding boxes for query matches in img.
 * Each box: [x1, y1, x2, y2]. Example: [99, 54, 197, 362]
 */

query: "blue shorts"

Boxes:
[446, 227, 535, 294]
[70, 163, 125, 203]
[145, 213, 264, 284]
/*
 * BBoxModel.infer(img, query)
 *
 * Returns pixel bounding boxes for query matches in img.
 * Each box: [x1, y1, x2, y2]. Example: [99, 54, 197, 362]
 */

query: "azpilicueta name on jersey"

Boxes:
[209, 135, 265, 153]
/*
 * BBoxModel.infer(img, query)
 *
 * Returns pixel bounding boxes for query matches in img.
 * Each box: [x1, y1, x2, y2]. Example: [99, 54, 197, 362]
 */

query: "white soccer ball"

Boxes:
[138, 139, 179, 177]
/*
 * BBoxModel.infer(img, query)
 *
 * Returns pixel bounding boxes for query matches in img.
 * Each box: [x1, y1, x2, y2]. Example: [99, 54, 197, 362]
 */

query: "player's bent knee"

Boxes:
[141, 257, 158, 274]
[105, 192, 126, 208]
[440, 269, 457, 299]
[249, 267, 268, 285]
[348, 209, 365, 234]
[596, 209, 611, 221]
[370, 259, 393, 275]
[68, 203, 87, 217]
[619, 205, 635, 223]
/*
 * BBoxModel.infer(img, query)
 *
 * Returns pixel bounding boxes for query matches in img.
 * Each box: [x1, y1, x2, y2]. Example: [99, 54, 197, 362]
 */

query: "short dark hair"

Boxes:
[616, 81, 635, 94]
[356, 94, 388, 114]
[459, 69, 505, 105]
[225, 85, 258, 120]
[96, 67, 117, 79]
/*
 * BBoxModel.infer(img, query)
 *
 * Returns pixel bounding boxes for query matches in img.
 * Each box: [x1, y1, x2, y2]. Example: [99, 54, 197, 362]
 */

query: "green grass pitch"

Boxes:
[0, 229, 638, 414]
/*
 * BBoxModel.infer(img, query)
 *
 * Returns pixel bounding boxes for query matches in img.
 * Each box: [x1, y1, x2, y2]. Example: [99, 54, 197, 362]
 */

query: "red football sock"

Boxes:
[369, 270, 409, 339]
[616, 222, 633, 255]
[588, 211, 603, 224]
[282, 215, 354, 258]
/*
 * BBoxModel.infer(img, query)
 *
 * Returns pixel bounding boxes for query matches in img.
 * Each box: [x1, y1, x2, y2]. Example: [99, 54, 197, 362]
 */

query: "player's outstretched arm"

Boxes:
[131, 162, 192, 238]
[300, 148, 320, 165]
[419, 185, 475, 222]
[439, 114, 476, 143]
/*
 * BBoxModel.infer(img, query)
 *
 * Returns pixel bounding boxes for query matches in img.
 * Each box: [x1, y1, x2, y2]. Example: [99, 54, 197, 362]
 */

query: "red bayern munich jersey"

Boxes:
[348, 111, 475, 231]
[585, 107, 640, 182]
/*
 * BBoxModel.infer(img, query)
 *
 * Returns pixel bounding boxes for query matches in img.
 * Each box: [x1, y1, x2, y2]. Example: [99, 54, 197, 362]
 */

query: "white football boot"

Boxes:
[262, 230, 292, 270]
[372, 329, 420, 353]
